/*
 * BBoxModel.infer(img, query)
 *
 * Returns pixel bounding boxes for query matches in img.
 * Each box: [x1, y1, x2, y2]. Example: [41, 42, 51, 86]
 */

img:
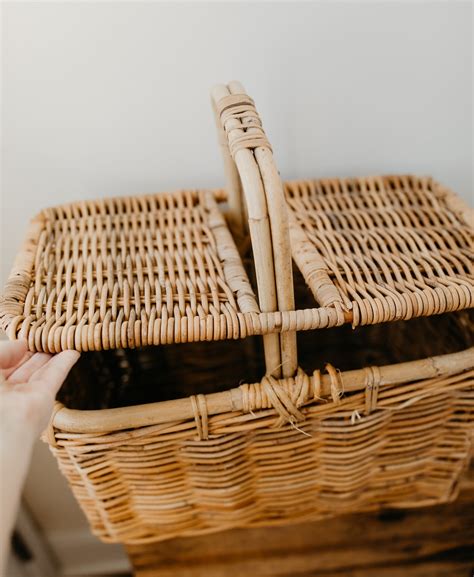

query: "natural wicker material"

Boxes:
[51, 332, 473, 544]
[0, 189, 262, 351]
[1, 81, 473, 545]
[285, 175, 474, 327]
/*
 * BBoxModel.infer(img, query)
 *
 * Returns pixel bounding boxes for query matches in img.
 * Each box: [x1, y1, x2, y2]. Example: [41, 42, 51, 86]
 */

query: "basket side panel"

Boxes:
[49, 366, 473, 544]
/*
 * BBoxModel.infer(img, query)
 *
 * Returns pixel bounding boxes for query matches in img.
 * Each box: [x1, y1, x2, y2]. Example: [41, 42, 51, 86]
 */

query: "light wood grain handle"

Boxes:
[211, 81, 297, 378]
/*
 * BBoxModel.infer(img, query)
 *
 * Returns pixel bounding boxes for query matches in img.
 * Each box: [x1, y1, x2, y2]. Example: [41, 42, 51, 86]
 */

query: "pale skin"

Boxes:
[0, 340, 79, 574]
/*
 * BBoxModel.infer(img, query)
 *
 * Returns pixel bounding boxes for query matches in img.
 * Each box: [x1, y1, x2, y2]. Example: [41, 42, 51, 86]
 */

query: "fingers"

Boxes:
[6, 353, 52, 384]
[30, 351, 80, 396]
[0, 340, 28, 370]
[3, 352, 34, 379]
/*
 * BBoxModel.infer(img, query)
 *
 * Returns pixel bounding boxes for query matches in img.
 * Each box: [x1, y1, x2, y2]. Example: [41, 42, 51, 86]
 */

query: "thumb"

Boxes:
[31, 350, 80, 397]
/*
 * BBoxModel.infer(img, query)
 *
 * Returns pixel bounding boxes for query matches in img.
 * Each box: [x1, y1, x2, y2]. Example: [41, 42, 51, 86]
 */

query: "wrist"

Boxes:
[0, 404, 39, 448]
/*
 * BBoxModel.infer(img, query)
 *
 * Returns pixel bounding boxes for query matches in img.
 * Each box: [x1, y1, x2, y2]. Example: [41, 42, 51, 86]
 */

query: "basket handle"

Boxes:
[211, 81, 297, 378]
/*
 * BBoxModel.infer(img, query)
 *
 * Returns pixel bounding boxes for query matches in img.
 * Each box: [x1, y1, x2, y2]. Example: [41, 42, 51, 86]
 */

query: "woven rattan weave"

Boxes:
[285, 175, 473, 326]
[1, 81, 473, 545]
[0, 189, 263, 351]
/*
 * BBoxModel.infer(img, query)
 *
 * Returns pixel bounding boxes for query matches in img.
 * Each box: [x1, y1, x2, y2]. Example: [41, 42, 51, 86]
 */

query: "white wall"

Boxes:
[1, 1, 472, 574]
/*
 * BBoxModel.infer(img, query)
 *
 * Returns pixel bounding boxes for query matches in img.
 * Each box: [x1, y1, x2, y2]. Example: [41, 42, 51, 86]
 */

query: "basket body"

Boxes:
[51, 323, 473, 544]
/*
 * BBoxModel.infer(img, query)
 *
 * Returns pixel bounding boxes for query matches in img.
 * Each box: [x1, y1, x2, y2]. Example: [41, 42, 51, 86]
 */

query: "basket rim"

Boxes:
[51, 346, 474, 434]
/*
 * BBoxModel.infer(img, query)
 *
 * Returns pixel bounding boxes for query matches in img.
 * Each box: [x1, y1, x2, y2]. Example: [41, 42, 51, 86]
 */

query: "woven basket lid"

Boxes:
[0, 189, 265, 352]
[283, 174, 474, 328]
[1, 175, 473, 354]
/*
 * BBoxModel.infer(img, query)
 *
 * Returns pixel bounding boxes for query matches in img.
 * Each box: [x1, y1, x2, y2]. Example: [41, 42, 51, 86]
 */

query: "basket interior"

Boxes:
[58, 268, 473, 411]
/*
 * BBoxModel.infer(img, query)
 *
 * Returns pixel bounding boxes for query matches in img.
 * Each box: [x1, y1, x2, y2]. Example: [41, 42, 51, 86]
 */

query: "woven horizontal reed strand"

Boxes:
[285, 175, 474, 326]
[49, 363, 474, 544]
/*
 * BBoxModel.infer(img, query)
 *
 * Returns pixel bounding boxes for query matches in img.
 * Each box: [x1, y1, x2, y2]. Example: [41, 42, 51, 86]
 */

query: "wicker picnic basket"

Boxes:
[1, 81, 473, 545]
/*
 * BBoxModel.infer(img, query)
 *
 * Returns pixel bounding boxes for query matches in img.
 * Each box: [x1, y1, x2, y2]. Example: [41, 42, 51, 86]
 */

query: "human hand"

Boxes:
[0, 341, 79, 572]
[0, 340, 80, 441]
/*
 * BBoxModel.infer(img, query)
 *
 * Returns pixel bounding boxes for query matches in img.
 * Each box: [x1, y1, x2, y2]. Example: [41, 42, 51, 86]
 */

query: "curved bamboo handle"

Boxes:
[211, 81, 297, 378]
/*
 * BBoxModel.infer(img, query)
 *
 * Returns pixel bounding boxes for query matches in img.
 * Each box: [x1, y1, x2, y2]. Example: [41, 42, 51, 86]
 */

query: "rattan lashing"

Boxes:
[1, 81, 473, 544]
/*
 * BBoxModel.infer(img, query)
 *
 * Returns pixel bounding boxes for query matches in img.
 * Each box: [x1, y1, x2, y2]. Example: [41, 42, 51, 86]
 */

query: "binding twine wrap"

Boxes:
[191, 365, 344, 440]
[364, 365, 381, 415]
[215, 93, 273, 159]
